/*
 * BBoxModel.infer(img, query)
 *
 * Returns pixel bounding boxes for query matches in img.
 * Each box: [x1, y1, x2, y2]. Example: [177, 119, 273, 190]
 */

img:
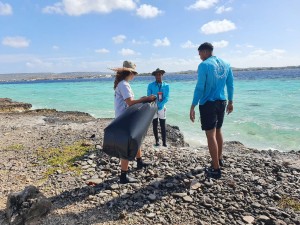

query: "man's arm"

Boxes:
[147, 83, 152, 96]
[226, 67, 234, 114]
[158, 84, 169, 109]
[190, 64, 206, 122]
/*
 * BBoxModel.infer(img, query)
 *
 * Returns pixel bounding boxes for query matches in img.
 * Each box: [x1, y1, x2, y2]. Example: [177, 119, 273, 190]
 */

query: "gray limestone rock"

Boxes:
[6, 186, 52, 225]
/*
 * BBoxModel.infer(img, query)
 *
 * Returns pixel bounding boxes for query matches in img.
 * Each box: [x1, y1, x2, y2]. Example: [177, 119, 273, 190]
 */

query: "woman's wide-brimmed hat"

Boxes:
[110, 61, 138, 74]
[152, 68, 165, 76]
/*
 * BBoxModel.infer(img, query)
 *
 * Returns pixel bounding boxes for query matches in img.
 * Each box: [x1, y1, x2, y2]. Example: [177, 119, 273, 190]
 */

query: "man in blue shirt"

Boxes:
[148, 68, 170, 147]
[190, 42, 234, 179]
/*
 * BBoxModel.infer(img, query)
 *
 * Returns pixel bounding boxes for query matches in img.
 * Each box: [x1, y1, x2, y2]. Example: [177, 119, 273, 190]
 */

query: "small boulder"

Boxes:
[242, 216, 255, 224]
[6, 185, 52, 225]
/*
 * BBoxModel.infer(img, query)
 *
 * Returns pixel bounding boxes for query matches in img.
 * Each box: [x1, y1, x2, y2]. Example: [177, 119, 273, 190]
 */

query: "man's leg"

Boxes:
[159, 119, 167, 147]
[200, 102, 222, 179]
[216, 128, 223, 160]
[152, 118, 159, 145]
[205, 128, 219, 170]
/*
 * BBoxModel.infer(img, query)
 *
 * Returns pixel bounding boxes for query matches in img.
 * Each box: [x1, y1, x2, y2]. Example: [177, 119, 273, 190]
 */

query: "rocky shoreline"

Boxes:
[0, 98, 32, 113]
[0, 101, 299, 224]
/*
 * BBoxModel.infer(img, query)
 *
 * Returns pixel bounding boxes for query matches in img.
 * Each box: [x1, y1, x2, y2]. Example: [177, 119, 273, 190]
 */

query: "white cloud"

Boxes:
[2, 36, 30, 48]
[201, 19, 236, 34]
[225, 48, 292, 68]
[133, 57, 200, 72]
[42, 3, 64, 14]
[136, 4, 162, 18]
[181, 40, 198, 49]
[0, 54, 35, 64]
[112, 35, 126, 44]
[26, 59, 53, 68]
[95, 48, 110, 54]
[215, 5, 232, 14]
[2, 51, 300, 74]
[131, 39, 149, 45]
[273, 49, 286, 54]
[153, 37, 170, 47]
[236, 44, 254, 48]
[52, 45, 60, 50]
[212, 40, 229, 48]
[187, 0, 218, 10]
[0, 1, 12, 15]
[248, 49, 286, 58]
[42, 0, 136, 16]
[119, 48, 138, 56]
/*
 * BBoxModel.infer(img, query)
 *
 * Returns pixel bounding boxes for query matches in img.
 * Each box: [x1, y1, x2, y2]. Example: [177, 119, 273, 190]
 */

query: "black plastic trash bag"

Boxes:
[103, 102, 157, 161]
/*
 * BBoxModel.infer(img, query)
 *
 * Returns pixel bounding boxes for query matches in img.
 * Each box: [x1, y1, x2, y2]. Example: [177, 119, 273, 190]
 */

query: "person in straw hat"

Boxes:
[147, 68, 170, 147]
[112, 60, 156, 184]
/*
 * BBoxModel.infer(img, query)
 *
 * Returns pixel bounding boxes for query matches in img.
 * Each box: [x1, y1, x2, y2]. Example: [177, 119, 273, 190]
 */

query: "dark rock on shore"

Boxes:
[6, 186, 52, 225]
[166, 124, 189, 147]
[0, 98, 32, 113]
[25, 109, 96, 123]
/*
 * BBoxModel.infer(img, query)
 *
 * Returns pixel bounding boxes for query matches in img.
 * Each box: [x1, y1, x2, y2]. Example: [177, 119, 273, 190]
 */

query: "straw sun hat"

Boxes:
[110, 61, 138, 74]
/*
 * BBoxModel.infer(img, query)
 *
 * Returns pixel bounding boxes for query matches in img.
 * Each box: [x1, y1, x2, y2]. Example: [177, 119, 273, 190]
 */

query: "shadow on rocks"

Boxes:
[45, 169, 205, 224]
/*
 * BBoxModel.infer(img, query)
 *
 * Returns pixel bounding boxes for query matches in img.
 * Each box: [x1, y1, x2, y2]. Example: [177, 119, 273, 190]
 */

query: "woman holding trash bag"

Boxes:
[112, 61, 156, 184]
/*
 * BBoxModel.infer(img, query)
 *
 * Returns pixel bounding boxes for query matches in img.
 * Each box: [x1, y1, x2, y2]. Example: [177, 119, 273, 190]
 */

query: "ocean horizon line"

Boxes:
[1, 65, 300, 84]
[1, 64, 300, 76]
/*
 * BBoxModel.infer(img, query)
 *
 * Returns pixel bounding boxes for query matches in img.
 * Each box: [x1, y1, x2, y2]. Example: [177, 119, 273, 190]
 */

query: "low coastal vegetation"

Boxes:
[5, 144, 25, 151]
[36, 141, 94, 178]
[279, 197, 300, 211]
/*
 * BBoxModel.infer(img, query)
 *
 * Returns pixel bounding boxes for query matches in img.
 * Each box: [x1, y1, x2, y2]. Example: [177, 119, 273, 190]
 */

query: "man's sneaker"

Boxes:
[137, 160, 151, 170]
[205, 167, 222, 179]
[154, 142, 160, 147]
[120, 174, 138, 184]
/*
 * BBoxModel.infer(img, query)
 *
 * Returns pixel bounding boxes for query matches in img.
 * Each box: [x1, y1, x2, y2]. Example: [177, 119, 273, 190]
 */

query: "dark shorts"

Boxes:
[199, 100, 227, 131]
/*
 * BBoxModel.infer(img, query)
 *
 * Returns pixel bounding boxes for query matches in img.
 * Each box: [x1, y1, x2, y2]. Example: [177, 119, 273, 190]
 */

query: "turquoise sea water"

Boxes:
[1, 69, 299, 151]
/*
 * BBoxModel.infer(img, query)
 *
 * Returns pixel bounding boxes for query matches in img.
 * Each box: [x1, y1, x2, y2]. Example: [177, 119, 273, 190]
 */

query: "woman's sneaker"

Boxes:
[205, 167, 222, 179]
[219, 159, 224, 167]
[120, 174, 138, 184]
[137, 159, 151, 170]
[211, 159, 225, 168]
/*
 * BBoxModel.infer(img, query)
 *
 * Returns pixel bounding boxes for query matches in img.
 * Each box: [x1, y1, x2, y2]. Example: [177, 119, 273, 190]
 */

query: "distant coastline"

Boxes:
[0, 72, 113, 83]
[0, 65, 299, 83]
[169, 65, 300, 75]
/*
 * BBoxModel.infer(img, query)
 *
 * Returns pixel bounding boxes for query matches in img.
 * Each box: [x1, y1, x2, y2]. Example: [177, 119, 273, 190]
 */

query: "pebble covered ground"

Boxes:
[0, 110, 299, 225]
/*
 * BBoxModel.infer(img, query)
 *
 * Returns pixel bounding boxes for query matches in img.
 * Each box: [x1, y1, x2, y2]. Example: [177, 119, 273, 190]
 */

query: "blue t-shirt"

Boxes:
[192, 56, 234, 106]
[147, 81, 169, 110]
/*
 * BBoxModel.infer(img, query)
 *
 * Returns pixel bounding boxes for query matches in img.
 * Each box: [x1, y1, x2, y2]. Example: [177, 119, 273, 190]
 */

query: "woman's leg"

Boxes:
[135, 148, 151, 169]
[120, 159, 137, 184]
[136, 149, 142, 158]
[121, 159, 129, 171]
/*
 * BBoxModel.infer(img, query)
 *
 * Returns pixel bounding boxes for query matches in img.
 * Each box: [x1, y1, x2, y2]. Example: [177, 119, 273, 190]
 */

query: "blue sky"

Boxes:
[0, 0, 300, 73]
